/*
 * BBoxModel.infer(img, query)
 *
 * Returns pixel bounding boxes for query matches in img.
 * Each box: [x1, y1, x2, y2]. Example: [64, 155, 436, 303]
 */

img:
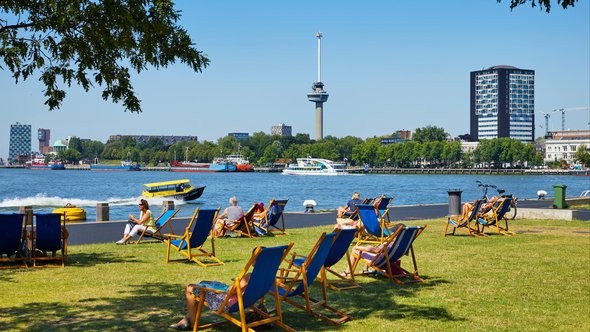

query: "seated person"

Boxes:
[115, 199, 154, 245]
[460, 196, 499, 219]
[341, 223, 405, 276]
[213, 196, 245, 238]
[169, 248, 258, 330]
[337, 192, 361, 218]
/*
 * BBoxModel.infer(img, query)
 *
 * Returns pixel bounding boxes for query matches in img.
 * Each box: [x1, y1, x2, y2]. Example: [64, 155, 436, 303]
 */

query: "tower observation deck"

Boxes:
[307, 32, 329, 140]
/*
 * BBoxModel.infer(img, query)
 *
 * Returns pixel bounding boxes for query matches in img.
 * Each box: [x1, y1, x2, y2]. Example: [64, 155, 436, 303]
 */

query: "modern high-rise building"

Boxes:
[470, 65, 535, 142]
[38, 128, 51, 152]
[9, 122, 32, 161]
[271, 123, 292, 137]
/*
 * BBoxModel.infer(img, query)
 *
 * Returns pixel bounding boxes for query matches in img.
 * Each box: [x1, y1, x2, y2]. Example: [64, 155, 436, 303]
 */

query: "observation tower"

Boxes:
[307, 32, 329, 140]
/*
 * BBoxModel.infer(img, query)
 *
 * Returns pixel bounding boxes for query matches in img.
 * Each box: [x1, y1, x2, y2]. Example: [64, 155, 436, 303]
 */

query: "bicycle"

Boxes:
[475, 181, 518, 220]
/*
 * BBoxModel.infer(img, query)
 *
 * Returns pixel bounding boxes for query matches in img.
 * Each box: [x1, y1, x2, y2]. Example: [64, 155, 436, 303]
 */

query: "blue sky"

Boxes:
[1, 1, 589, 159]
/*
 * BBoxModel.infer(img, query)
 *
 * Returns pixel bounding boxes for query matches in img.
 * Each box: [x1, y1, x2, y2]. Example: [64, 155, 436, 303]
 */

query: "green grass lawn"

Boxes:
[1, 219, 589, 331]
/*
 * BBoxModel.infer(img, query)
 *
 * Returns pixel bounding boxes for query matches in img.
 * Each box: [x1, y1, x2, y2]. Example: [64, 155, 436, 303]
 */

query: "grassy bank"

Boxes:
[1, 219, 588, 331]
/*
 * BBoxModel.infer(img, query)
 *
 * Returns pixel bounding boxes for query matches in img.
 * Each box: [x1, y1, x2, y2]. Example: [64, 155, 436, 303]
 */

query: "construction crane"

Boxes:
[541, 112, 551, 136]
[553, 106, 590, 131]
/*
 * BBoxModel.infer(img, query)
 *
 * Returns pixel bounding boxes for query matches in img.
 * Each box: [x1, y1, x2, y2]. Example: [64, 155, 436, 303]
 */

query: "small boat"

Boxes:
[168, 159, 236, 172]
[90, 160, 140, 171]
[225, 154, 253, 172]
[282, 158, 348, 176]
[142, 179, 206, 201]
[52, 204, 87, 221]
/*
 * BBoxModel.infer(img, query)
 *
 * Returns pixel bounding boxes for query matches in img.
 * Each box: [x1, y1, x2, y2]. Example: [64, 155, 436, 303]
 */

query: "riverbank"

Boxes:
[1, 165, 588, 176]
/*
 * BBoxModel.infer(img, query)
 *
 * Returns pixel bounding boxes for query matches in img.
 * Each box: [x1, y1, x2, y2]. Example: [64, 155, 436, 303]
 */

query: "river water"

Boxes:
[0, 168, 588, 221]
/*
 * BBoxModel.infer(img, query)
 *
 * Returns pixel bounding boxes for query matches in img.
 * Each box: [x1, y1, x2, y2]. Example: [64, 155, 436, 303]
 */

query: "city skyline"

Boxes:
[1, 1, 589, 159]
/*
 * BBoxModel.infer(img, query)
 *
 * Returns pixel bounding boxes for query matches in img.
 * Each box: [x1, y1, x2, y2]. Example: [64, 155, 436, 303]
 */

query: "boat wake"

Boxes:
[0, 194, 188, 209]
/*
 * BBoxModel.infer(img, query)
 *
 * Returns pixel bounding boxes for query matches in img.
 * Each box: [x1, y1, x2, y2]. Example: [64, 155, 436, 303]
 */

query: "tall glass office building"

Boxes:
[470, 65, 535, 142]
[9, 122, 32, 161]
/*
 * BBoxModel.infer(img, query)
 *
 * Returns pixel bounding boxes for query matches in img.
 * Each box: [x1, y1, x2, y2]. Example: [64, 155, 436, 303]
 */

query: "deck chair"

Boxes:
[0, 213, 28, 269]
[476, 197, 516, 236]
[221, 203, 260, 238]
[351, 225, 426, 284]
[290, 228, 360, 292]
[356, 204, 395, 245]
[165, 208, 223, 267]
[273, 232, 352, 325]
[191, 244, 295, 332]
[135, 208, 180, 244]
[444, 199, 484, 238]
[32, 213, 67, 268]
[252, 199, 289, 236]
[373, 195, 394, 224]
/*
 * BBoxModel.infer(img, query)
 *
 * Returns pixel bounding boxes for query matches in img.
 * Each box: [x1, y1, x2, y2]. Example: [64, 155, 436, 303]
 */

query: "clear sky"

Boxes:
[1, 1, 589, 159]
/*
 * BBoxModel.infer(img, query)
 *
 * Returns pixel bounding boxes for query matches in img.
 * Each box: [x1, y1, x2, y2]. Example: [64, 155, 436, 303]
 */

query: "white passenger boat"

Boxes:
[282, 158, 348, 176]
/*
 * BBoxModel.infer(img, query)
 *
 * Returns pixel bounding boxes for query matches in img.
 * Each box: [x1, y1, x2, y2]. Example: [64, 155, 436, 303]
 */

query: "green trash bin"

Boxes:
[552, 184, 567, 209]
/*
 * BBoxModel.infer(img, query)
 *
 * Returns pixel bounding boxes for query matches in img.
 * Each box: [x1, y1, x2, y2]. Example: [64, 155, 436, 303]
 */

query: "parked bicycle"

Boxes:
[475, 181, 518, 220]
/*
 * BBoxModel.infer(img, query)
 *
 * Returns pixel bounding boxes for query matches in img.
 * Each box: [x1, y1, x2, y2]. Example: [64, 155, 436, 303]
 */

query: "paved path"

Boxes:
[66, 198, 584, 245]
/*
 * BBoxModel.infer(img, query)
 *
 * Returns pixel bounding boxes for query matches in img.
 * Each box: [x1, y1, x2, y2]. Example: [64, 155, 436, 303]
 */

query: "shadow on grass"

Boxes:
[269, 276, 460, 331]
[0, 252, 141, 282]
[0, 283, 182, 331]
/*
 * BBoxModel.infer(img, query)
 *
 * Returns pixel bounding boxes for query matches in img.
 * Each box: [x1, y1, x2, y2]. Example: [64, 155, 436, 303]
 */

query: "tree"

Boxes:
[497, 0, 579, 13]
[0, 0, 208, 113]
[412, 126, 448, 143]
[68, 136, 83, 153]
[58, 148, 81, 163]
[576, 144, 590, 167]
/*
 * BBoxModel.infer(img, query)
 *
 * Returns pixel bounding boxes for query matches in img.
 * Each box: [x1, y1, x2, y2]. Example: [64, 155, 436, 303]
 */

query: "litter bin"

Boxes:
[96, 203, 109, 221]
[552, 184, 567, 209]
[447, 190, 463, 216]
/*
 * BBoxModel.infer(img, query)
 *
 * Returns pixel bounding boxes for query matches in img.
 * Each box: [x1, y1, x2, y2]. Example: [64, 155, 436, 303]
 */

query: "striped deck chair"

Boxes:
[351, 225, 427, 284]
[274, 232, 352, 325]
[444, 199, 484, 238]
[252, 199, 289, 236]
[0, 213, 28, 269]
[373, 195, 394, 224]
[289, 228, 360, 291]
[32, 213, 68, 268]
[165, 208, 223, 267]
[356, 204, 394, 245]
[191, 244, 295, 332]
[135, 208, 180, 244]
[476, 197, 516, 236]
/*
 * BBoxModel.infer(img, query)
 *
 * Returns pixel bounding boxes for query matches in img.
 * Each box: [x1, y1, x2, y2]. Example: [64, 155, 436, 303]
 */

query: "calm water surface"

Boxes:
[0, 169, 588, 220]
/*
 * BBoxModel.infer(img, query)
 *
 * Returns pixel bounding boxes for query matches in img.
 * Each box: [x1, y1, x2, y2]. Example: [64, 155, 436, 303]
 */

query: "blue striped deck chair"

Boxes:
[165, 208, 223, 267]
[32, 213, 68, 268]
[352, 225, 426, 284]
[135, 208, 180, 244]
[273, 232, 352, 325]
[252, 199, 289, 236]
[356, 204, 394, 245]
[0, 213, 28, 269]
[476, 197, 516, 236]
[192, 244, 295, 332]
[444, 199, 484, 238]
[290, 228, 360, 292]
[373, 195, 394, 225]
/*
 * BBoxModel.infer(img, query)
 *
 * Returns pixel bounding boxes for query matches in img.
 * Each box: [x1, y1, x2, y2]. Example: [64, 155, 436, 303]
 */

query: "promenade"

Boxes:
[66, 198, 589, 245]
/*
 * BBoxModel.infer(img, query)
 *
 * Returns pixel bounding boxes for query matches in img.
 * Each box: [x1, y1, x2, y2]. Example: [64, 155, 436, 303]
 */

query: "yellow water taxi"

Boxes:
[142, 179, 205, 201]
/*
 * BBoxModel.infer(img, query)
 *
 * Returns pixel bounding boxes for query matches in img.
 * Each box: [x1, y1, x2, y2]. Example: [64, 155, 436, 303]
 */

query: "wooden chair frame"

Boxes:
[476, 197, 516, 236]
[444, 199, 485, 238]
[135, 208, 180, 244]
[252, 199, 289, 236]
[31, 213, 68, 268]
[0, 213, 28, 269]
[351, 225, 426, 284]
[165, 208, 223, 268]
[192, 244, 295, 332]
